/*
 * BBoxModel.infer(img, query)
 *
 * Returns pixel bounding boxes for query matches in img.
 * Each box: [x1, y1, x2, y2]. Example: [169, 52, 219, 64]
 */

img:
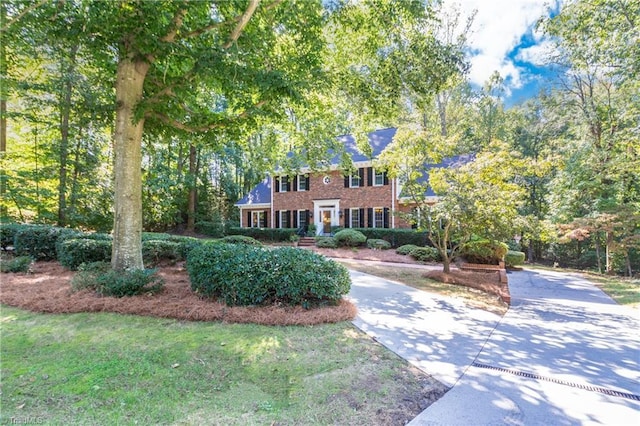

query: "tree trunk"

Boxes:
[527, 240, 534, 263]
[594, 231, 602, 274]
[186, 143, 197, 233]
[111, 57, 149, 271]
[57, 46, 78, 227]
[0, 2, 7, 219]
[442, 253, 451, 273]
[605, 230, 614, 275]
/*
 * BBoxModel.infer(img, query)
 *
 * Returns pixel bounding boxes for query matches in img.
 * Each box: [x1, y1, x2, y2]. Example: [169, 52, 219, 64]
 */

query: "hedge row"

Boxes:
[347, 228, 429, 248]
[225, 227, 298, 242]
[187, 243, 350, 307]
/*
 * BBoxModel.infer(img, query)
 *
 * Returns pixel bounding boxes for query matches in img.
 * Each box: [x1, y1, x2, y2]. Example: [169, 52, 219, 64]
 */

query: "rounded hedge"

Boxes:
[333, 229, 366, 247]
[15, 225, 82, 260]
[186, 243, 351, 307]
[315, 237, 337, 248]
[366, 238, 391, 250]
[410, 246, 441, 262]
[396, 244, 419, 255]
[220, 235, 262, 246]
[505, 250, 525, 267]
[57, 238, 113, 270]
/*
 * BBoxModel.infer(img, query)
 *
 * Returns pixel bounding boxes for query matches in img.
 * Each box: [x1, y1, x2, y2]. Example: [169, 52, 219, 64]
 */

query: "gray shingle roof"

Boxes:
[235, 176, 271, 206]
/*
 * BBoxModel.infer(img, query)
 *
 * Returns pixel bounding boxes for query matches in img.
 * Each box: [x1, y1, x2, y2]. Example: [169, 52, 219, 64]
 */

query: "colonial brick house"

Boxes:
[235, 128, 469, 235]
[236, 128, 419, 235]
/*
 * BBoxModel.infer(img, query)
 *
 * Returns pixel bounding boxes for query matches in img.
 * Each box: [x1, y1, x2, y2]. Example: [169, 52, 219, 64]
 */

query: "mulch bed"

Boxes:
[424, 269, 510, 304]
[0, 261, 357, 326]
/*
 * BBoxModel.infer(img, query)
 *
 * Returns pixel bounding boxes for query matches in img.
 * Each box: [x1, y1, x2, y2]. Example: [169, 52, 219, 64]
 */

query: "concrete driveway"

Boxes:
[348, 268, 640, 425]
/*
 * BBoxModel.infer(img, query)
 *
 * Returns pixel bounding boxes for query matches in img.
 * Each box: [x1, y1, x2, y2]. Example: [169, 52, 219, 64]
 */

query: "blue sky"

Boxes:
[441, 0, 563, 107]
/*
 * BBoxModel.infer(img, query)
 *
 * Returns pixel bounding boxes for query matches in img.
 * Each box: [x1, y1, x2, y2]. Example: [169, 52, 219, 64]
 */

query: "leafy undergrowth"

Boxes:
[0, 261, 356, 325]
[1, 306, 448, 425]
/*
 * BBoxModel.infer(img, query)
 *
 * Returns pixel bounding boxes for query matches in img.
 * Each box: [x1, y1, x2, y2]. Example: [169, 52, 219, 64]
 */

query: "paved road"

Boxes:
[348, 268, 640, 425]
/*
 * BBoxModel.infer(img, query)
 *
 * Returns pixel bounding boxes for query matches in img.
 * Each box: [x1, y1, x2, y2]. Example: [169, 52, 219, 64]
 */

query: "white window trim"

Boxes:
[373, 207, 384, 228]
[251, 210, 266, 228]
[350, 207, 360, 229]
[373, 168, 385, 186]
[297, 210, 307, 227]
[280, 176, 289, 193]
[297, 175, 307, 191]
[349, 173, 360, 188]
[279, 210, 289, 229]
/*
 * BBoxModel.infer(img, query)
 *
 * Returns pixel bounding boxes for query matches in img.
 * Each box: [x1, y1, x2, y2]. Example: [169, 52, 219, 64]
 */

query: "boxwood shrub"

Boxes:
[187, 243, 351, 307]
[142, 240, 183, 264]
[333, 229, 367, 247]
[195, 221, 225, 238]
[367, 238, 391, 250]
[0, 255, 33, 273]
[348, 228, 428, 248]
[14, 225, 83, 260]
[220, 235, 262, 246]
[226, 227, 297, 242]
[460, 239, 509, 264]
[505, 250, 525, 268]
[410, 246, 441, 262]
[315, 237, 337, 248]
[57, 238, 113, 270]
[396, 244, 419, 255]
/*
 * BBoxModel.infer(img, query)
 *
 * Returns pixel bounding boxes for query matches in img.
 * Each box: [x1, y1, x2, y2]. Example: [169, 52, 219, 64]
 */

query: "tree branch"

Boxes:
[222, 0, 261, 49]
[161, 8, 186, 42]
[0, 0, 48, 32]
[145, 100, 267, 133]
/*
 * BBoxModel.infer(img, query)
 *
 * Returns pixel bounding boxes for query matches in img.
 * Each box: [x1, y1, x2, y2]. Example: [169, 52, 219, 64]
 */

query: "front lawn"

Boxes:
[0, 306, 446, 425]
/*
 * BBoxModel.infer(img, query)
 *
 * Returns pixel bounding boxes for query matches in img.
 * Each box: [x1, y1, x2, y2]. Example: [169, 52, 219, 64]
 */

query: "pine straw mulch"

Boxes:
[0, 261, 357, 326]
[424, 269, 510, 304]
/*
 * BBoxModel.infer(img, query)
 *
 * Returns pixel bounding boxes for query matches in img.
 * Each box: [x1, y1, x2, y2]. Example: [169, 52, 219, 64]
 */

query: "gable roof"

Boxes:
[336, 127, 397, 163]
[235, 176, 271, 206]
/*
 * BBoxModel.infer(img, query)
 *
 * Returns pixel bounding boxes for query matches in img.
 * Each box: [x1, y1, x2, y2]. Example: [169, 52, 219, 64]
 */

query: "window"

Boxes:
[298, 175, 308, 191]
[250, 211, 266, 228]
[374, 169, 385, 186]
[297, 210, 307, 228]
[280, 176, 289, 192]
[350, 208, 360, 229]
[374, 207, 384, 228]
[279, 210, 290, 228]
[349, 173, 361, 188]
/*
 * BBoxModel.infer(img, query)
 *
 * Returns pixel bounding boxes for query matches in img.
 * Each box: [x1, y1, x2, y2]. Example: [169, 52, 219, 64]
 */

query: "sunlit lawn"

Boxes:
[0, 306, 435, 425]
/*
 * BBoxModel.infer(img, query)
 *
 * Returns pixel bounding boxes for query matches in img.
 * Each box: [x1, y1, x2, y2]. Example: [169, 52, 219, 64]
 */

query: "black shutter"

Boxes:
[367, 167, 373, 186]
[292, 175, 298, 192]
[305, 175, 310, 190]
[344, 209, 350, 228]
[359, 208, 365, 228]
[383, 171, 389, 185]
[344, 175, 349, 188]
[275, 211, 280, 228]
[383, 208, 390, 228]
[293, 211, 298, 229]
[358, 168, 365, 187]
[367, 208, 373, 228]
[275, 177, 280, 193]
[247, 211, 251, 228]
[305, 210, 310, 229]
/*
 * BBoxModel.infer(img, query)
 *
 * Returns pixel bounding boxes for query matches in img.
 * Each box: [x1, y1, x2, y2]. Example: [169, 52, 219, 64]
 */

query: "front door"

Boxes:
[321, 210, 332, 234]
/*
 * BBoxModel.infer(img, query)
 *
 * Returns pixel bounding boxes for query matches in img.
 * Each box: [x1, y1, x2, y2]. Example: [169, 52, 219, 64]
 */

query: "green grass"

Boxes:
[0, 306, 437, 425]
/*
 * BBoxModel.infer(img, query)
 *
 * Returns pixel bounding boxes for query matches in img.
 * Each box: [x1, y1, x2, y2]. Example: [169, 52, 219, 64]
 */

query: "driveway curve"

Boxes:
[347, 268, 640, 425]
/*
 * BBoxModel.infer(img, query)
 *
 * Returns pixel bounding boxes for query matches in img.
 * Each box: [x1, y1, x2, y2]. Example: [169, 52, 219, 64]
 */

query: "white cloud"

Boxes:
[441, 0, 561, 88]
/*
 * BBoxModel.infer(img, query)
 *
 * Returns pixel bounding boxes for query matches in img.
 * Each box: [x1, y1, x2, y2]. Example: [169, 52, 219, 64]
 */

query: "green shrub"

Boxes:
[220, 235, 262, 246]
[71, 261, 111, 291]
[0, 223, 28, 250]
[142, 240, 183, 264]
[0, 255, 33, 273]
[349, 228, 428, 248]
[96, 268, 164, 297]
[195, 221, 226, 238]
[14, 225, 83, 260]
[315, 237, 337, 248]
[396, 244, 419, 255]
[367, 239, 391, 250]
[187, 244, 351, 307]
[460, 239, 508, 264]
[505, 250, 525, 268]
[226, 227, 297, 242]
[57, 238, 112, 270]
[333, 229, 366, 247]
[410, 246, 440, 262]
